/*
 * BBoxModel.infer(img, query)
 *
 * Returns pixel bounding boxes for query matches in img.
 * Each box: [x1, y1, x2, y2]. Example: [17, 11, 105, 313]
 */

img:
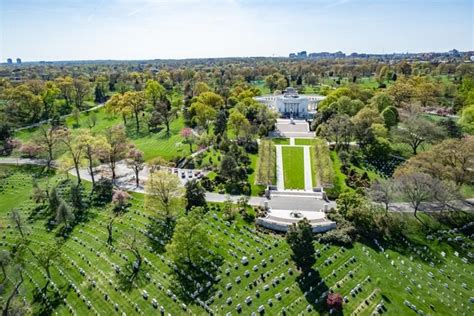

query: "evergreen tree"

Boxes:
[184, 179, 207, 213]
[286, 218, 316, 273]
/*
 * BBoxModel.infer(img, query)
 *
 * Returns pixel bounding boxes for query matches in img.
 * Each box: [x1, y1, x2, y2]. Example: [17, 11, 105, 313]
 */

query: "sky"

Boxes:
[0, 0, 473, 62]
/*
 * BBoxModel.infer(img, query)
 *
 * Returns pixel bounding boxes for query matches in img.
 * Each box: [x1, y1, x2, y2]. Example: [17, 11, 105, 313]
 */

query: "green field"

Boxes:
[271, 137, 290, 145]
[14, 108, 187, 162]
[1, 166, 473, 315]
[282, 146, 305, 190]
[295, 138, 317, 146]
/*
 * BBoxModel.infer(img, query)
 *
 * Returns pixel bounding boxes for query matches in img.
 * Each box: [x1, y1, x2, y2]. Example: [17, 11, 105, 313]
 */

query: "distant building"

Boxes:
[289, 53, 296, 58]
[297, 51, 307, 58]
[7, 58, 12, 64]
[254, 87, 324, 119]
[16, 58, 22, 64]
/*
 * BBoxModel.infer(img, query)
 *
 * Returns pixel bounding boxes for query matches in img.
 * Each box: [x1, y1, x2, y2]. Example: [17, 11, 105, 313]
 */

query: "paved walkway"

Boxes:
[275, 145, 284, 191]
[303, 145, 313, 191]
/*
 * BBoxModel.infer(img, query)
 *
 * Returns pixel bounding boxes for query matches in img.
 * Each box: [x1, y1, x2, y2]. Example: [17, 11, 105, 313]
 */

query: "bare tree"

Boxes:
[367, 178, 396, 212]
[10, 209, 27, 238]
[395, 172, 433, 217]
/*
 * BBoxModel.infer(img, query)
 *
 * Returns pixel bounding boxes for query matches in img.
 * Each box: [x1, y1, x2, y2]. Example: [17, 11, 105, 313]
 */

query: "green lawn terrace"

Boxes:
[281, 146, 305, 190]
[1, 166, 473, 315]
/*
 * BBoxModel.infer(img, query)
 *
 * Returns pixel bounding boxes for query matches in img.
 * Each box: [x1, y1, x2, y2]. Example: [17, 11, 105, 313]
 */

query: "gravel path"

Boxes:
[303, 145, 313, 191]
[275, 145, 284, 191]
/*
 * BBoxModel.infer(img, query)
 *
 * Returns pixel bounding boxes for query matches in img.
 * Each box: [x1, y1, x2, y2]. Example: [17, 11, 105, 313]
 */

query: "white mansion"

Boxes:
[254, 87, 325, 119]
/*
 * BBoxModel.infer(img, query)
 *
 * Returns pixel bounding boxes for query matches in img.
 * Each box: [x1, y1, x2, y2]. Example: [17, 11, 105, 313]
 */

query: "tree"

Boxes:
[55, 76, 74, 108]
[55, 200, 75, 229]
[184, 179, 207, 213]
[126, 148, 145, 187]
[120, 229, 144, 285]
[381, 106, 399, 129]
[72, 77, 91, 110]
[214, 109, 228, 136]
[145, 170, 184, 223]
[387, 81, 414, 107]
[10, 209, 27, 238]
[327, 292, 343, 311]
[370, 92, 394, 112]
[40, 82, 60, 120]
[367, 179, 396, 212]
[105, 125, 130, 181]
[351, 107, 383, 149]
[430, 178, 460, 211]
[48, 186, 61, 214]
[392, 116, 445, 155]
[122, 91, 146, 133]
[317, 114, 353, 151]
[18, 142, 42, 158]
[395, 172, 433, 217]
[459, 104, 474, 134]
[166, 207, 212, 267]
[77, 131, 109, 188]
[286, 218, 315, 273]
[94, 76, 109, 103]
[189, 102, 216, 132]
[397, 137, 474, 186]
[56, 128, 84, 184]
[150, 95, 178, 135]
[181, 127, 195, 153]
[0, 123, 13, 156]
[30, 240, 63, 290]
[0, 250, 10, 282]
[415, 79, 438, 107]
[336, 190, 364, 217]
[105, 93, 129, 125]
[2, 84, 42, 126]
[37, 126, 59, 168]
[112, 189, 131, 213]
[228, 110, 251, 140]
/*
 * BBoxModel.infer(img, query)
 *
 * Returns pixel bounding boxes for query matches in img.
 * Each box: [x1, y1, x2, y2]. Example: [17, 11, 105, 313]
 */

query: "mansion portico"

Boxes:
[254, 87, 325, 119]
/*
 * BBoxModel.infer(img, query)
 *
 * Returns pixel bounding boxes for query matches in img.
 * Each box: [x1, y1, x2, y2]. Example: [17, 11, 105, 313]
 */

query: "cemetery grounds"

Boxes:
[1, 165, 473, 315]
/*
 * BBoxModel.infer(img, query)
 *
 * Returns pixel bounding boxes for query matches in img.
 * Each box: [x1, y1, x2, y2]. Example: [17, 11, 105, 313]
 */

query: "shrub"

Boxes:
[93, 178, 113, 206]
[327, 293, 343, 310]
[313, 139, 334, 187]
[255, 140, 276, 186]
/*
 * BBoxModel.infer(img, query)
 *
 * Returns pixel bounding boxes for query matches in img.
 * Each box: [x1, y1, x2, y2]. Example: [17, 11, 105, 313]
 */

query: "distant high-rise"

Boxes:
[7, 58, 13, 64]
[16, 58, 22, 64]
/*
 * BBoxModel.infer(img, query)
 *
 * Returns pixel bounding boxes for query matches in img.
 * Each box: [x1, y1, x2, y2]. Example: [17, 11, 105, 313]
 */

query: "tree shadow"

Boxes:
[117, 260, 150, 292]
[169, 256, 223, 305]
[147, 217, 175, 254]
[32, 283, 68, 316]
[295, 268, 332, 315]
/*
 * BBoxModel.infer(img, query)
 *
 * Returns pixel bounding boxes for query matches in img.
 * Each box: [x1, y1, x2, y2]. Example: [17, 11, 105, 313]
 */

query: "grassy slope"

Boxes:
[282, 146, 305, 190]
[14, 108, 186, 162]
[1, 166, 473, 315]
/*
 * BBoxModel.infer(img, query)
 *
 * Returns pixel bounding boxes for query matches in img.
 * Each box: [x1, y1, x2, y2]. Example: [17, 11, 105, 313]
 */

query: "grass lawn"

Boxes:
[270, 137, 290, 145]
[1, 166, 473, 315]
[14, 108, 187, 162]
[282, 146, 305, 190]
[295, 138, 316, 146]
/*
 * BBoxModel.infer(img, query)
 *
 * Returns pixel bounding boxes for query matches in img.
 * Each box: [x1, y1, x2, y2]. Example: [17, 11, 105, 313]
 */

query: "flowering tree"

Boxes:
[181, 127, 195, 153]
[126, 148, 145, 187]
[327, 292, 343, 310]
[19, 143, 43, 158]
[112, 190, 131, 212]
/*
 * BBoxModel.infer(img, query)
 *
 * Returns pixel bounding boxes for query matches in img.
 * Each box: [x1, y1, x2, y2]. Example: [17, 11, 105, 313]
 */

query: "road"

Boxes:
[1, 158, 473, 213]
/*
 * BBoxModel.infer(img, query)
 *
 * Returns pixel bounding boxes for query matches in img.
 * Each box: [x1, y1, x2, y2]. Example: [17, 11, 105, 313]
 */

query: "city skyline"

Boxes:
[1, 0, 473, 62]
